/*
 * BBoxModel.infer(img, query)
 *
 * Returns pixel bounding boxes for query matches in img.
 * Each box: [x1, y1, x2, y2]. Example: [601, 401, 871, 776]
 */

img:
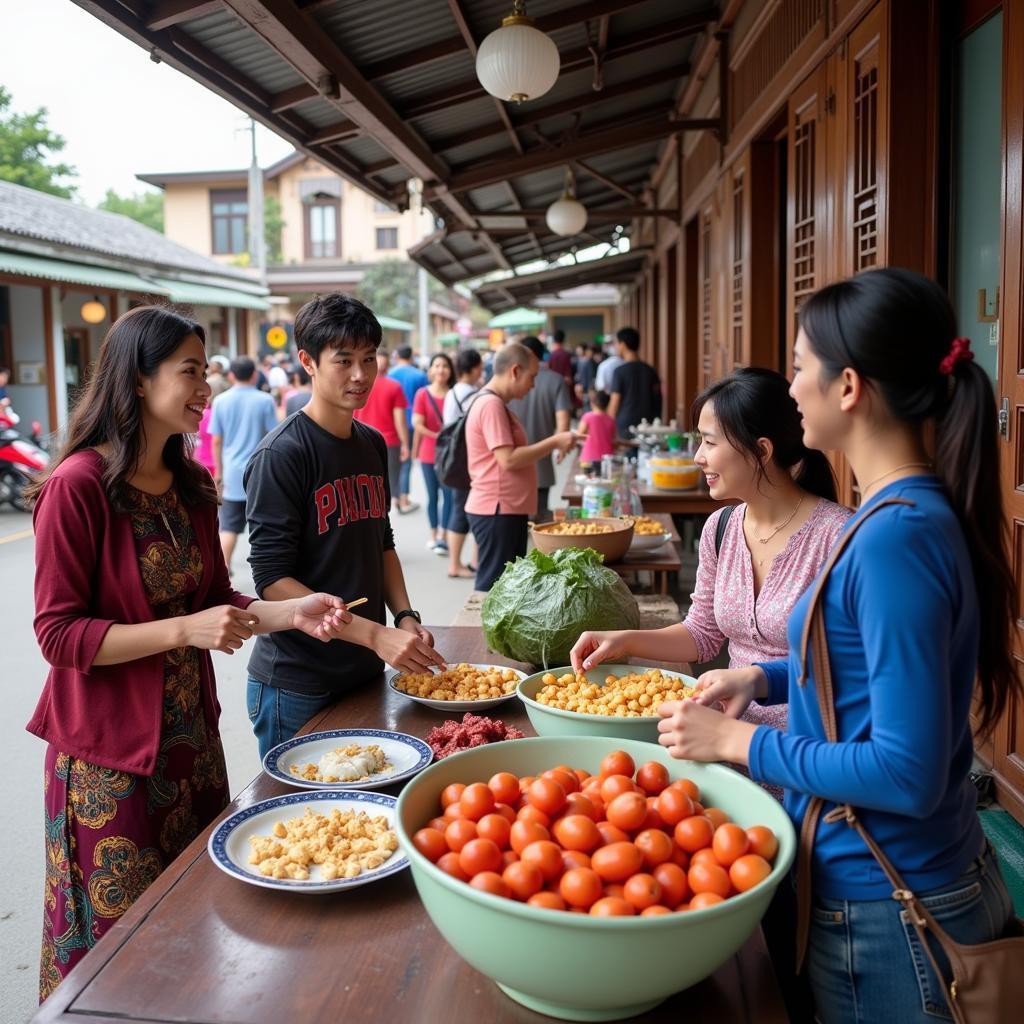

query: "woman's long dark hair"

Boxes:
[799, 267, 1019, 736]
[692, 367, 837, 501]
[27, 305, 218, 512]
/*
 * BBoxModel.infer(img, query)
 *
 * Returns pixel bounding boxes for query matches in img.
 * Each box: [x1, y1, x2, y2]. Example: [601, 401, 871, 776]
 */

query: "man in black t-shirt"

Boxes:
[607, 326, 662, 437]
[243, 293, 445, 757]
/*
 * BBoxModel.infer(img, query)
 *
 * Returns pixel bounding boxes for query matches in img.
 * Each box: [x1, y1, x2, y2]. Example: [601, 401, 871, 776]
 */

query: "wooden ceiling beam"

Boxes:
[479, 206, 678, 221]
[222, 0, 486, 228]
[73, 0, 401, 207]
[447, 0, 523, 157]
[360, 0, 653, 82]
[427, 62, 690, 154]
[572, 160, 636, 201]
[307, 118, 361, 145]
[402, 9, 716, 120]
[429, 113, 706, 198]
[145, 0, 221, 30]
[270, 82, 318, 113]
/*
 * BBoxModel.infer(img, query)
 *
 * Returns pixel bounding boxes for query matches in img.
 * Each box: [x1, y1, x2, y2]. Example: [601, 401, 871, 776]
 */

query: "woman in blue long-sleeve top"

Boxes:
[656, 267, 1019, 1023]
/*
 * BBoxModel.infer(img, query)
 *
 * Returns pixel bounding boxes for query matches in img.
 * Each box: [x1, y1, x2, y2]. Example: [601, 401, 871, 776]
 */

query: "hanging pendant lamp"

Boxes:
[545, 167, 587, 237]
[80, 297, 107, 324]
[476, 0, 560, 103]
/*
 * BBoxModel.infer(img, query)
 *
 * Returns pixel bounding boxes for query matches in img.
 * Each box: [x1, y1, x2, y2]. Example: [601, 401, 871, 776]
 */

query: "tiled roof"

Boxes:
[0, 179, 258, 283]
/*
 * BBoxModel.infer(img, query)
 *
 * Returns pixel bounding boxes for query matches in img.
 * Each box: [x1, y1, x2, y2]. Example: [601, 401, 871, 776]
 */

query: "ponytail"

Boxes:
[800, 267, 1021, 737]
[936, 359, 1017, 735]
[794, 450, 839, 504]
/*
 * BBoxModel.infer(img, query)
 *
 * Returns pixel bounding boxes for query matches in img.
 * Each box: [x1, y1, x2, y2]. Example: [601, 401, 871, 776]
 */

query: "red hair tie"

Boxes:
[939, 336, 974, 375]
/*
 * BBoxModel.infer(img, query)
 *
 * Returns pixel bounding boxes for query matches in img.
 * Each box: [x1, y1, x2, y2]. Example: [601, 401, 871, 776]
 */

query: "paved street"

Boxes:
[0, 461, 570, 1023]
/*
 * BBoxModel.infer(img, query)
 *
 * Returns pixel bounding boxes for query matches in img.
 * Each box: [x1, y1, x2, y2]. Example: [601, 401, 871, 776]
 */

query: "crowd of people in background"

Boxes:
[189, 322, 657, 593]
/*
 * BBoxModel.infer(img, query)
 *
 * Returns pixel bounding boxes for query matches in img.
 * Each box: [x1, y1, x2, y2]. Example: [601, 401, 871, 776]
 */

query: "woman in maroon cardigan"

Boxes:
[30, 306, 352, 1000]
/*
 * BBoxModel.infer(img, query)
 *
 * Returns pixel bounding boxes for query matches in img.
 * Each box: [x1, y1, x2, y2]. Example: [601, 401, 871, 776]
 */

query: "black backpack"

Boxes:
[434, 389, 497, 490]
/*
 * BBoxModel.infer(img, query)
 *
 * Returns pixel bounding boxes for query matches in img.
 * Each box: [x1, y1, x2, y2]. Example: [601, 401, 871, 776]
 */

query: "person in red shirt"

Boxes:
[352, 351, 416, 513]
[411, 353, 455, 553]
[546, 329, 576, 399]
[28, 306, 353, 1000]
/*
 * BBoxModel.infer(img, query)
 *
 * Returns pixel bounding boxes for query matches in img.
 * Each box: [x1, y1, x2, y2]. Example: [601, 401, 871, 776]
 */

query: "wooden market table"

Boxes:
[35, 627, 787, 1024]
[560, 456, 724, 516]
[608, 513, 682, 595]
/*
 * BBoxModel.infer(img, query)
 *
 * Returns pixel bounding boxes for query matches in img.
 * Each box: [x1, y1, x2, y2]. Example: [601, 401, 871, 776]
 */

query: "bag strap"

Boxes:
[425, 390, 444, 425]
[714, 504, 734, 557]
[793, 497, 914, 968]
[794, 495, 977, 1022]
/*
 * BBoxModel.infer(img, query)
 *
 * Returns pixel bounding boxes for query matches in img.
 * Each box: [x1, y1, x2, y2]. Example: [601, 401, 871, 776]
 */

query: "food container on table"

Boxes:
[517, 663, 695, 743]
[581, 479, 615, 517]
[395, 735, 796, 1022]
[649, 454, 701, 491]
[530, 517, 633, 563]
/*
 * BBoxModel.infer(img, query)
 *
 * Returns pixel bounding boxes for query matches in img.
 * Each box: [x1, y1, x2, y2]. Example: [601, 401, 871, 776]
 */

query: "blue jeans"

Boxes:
[399, 455, 412, 497]
[246, 677, 336, 760]
[421, 462, 452, 531]
[807, 843, 1014, 1022]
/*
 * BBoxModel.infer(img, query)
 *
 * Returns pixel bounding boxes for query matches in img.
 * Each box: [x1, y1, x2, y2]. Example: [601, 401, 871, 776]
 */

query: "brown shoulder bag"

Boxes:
[793, 497, 1024, 1023]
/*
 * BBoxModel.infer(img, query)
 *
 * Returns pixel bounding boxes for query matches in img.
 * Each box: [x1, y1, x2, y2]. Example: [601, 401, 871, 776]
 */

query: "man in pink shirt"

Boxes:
[464, 343, 577, 590]
[353, 351, 415, 513]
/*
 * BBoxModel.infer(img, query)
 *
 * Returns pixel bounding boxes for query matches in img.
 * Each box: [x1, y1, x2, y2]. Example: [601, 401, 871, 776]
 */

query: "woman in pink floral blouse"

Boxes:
[571, 367, 851, 736]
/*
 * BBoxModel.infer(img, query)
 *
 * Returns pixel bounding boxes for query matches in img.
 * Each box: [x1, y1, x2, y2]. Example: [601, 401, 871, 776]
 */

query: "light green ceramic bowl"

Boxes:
[517, 663, 697, 744]
[396, 735, 795, 1022]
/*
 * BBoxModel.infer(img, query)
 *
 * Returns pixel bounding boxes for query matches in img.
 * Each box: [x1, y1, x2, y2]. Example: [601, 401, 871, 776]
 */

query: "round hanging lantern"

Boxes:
[476, 1, 560, 103]
[546, 167, 587, 237]
[545, 195, 588, 236]
[80, 298, 107, 324]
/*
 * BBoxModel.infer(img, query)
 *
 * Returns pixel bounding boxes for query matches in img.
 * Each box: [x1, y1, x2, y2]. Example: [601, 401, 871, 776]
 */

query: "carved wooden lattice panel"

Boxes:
[792, 105, 818, 332]
[732, 171, 745, 367]
[851, 42, 880, 270]
[700, 208, 713, 388]
[732, 0, 826, 121]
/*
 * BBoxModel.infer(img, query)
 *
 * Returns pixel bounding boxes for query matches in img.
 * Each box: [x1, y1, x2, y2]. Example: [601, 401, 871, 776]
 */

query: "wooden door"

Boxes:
[993, 0, 1024, 823]
[786, 62, 830, 374]
[698, 203, 715, 390]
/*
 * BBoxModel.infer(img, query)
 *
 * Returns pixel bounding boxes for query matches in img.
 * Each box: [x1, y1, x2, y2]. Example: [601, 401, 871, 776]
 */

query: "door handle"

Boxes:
[978, 287, 999, 323]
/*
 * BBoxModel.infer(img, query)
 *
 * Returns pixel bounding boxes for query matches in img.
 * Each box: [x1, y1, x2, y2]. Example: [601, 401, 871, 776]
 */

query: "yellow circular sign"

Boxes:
[267, 325, 288, 349]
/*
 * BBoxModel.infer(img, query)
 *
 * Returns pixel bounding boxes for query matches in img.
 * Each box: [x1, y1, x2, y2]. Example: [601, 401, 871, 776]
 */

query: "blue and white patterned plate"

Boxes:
[263, 729, 432, 791]
[207, 790, 409, 893]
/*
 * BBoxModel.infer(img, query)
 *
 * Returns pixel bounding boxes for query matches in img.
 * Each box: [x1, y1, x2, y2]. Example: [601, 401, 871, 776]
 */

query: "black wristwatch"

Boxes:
[393, 609, 422, 628]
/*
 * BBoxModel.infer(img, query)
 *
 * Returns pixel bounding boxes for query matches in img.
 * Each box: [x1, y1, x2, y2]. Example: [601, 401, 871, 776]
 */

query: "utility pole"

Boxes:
[410, 178, 430, 361]
[244, 118, 266, 284]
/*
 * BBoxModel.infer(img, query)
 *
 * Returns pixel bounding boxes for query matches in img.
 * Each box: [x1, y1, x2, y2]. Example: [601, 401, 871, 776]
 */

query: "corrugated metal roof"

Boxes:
[152, 278, 270, 310]
[74, 0, 716, 286]
[0, 252, 169, 294]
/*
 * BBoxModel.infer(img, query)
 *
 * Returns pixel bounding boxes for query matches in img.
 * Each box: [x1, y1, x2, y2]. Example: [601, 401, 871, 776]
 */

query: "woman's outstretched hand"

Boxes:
[292, 593, 353, 642]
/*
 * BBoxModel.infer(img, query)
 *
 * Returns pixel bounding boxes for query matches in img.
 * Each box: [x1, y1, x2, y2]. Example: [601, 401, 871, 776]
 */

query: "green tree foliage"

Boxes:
[98, 189, 164, 232]
[356, 258, 449, 320]
[0, 86, 76, 198]
[264, 195, 284, 264]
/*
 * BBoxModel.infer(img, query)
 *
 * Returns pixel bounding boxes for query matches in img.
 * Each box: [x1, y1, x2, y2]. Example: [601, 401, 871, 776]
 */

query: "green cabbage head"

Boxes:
[481, 547, 640, 668]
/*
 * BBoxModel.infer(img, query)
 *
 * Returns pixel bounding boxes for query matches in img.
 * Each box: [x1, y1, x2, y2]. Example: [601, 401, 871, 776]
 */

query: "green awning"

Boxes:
[0, 251, 168, 294]
[488, 306, 546, 329]
[435, 332, 461, 346]
[152, 278, 270, 311]
[377, 315, 414, 331]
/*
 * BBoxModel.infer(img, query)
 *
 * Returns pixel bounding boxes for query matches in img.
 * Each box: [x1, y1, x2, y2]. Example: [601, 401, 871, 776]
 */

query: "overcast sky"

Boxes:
[1, 0, 295, 205]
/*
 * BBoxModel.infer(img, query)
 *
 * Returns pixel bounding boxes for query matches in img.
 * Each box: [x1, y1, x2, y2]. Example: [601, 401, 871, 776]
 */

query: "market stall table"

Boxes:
[560, 456, 724, 516]
[34, 627, 786, 1024]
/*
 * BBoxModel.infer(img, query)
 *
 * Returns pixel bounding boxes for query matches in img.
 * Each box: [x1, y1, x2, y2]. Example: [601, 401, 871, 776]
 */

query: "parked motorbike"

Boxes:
[0, 410, 49, 512]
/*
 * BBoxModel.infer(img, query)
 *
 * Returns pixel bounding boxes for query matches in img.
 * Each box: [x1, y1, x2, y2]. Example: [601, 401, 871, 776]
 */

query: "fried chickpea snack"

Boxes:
[534, 669, 695, 717]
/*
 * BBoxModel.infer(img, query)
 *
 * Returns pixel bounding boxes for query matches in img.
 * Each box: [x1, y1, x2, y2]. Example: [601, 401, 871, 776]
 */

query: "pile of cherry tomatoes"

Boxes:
[411, 750, 779, 916]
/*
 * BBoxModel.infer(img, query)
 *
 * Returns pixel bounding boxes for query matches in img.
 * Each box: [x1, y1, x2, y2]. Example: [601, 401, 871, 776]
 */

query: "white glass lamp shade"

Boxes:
[545, 195, 588, 237]
[80, 299, 106, 324]
[476, 19, 560, 103]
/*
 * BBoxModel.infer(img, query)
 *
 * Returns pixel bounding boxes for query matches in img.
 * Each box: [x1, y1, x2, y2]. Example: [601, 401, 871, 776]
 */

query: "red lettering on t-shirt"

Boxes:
[357, 474, 375, 519]
[340, 476, 359, 520]
[313, 474, 386, 534]
[333, 479, 349, 526]
[314, 483, 338, 535]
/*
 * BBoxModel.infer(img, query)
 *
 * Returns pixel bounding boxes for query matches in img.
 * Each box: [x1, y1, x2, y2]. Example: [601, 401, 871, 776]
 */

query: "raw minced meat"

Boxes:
[425, 713, 525, 759]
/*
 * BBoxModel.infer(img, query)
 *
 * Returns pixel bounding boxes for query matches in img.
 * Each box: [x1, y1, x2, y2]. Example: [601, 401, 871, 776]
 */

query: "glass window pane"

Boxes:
[213, 218, 229, 253]
[231, 218, 246, 253]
